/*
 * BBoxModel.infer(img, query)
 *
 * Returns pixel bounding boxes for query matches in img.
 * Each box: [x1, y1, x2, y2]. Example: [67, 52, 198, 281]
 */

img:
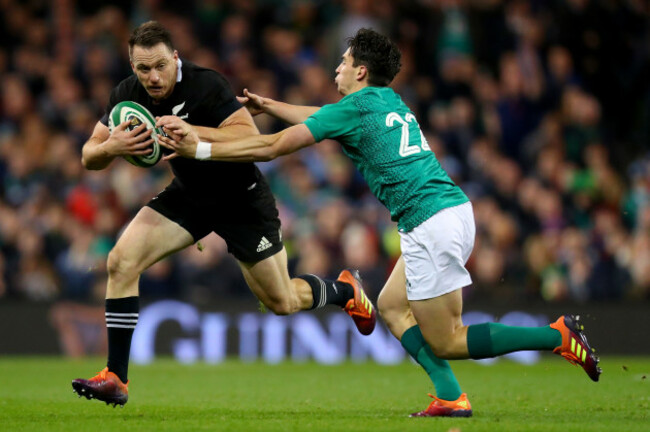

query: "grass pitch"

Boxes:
[0, 356, 647, 432]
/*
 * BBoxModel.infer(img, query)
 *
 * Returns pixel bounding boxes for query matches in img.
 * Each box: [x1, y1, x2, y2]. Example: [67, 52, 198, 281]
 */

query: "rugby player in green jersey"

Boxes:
[157, 28, 601, 417]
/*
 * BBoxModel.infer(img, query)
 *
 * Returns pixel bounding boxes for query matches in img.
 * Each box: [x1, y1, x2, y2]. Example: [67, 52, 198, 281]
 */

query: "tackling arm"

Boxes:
[193, 107, 259, 142]
[156, 107, 259, 144]
[239, 89, 319, 125]
[158, 124, 317, 163]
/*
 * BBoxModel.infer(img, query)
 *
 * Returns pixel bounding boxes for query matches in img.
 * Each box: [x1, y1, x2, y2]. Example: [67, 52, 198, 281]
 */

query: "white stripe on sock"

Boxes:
[315, 275, 326, 308]
[307, 274, 327, 309]
[106, 324, 137, 329]
[106, 318, 138, 324]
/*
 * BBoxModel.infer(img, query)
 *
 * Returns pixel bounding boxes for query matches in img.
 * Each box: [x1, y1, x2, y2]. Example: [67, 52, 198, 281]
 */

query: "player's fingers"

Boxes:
[244, 89, 261, 102]
[162, 128, 183, 141]
[132, 137, 154, 148]
[156, 116, 173, 127]
[137, 127, 153, 138]
[129, 131, 152, 144]
[164, 125, 186, 139]
[162, 152, 179, 161]
[115, 120, 131, 131]
[158, 135, 175, 149]
[133, 147, 153, 155]
[236, 96, 249, 104]
[160, 120, 184, 134]
[157, 116, 184, 130]
[127, 123, 149, 137]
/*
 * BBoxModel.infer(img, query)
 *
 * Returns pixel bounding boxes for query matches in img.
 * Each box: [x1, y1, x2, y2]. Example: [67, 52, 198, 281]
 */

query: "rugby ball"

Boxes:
[108, 101, 163, 167]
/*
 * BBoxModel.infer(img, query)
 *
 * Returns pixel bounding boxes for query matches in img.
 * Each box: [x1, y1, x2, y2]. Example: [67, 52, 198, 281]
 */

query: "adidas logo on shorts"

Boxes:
[256, 236, 272, 252]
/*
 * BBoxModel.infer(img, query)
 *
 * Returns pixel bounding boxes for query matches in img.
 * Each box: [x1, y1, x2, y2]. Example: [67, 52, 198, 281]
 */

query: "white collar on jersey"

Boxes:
[176, 58, 183, 82]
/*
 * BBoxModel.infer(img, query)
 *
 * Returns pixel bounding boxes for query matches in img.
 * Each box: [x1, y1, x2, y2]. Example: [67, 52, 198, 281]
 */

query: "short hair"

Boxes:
[347, 28, 401, 87]
[128, 21, 174, 56]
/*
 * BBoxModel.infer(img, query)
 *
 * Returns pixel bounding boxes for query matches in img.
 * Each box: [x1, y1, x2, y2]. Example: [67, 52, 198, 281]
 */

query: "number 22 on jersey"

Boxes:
[385, 112, 431, 157]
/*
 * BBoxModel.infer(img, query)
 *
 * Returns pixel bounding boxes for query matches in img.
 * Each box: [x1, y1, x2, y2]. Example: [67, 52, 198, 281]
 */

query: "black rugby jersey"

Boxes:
[100, 60, 259, 199]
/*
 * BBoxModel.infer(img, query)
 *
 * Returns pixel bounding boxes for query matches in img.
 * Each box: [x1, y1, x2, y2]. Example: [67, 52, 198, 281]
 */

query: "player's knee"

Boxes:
[429, 344, 451, 359]
[376, 291, 392, 318]
[265, 298, 297, 316]
[106, 249, 139, 282]
[426, 337, 456, 359]
[377, 291, 404, 324]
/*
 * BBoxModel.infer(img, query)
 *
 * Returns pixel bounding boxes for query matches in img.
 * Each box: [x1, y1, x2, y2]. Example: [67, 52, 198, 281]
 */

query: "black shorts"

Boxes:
[146, 176, 283, 263]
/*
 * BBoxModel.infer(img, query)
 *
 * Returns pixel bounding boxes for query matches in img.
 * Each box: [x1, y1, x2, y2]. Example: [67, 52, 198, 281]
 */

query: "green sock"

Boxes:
[467, 322, 562, 359]
[401, 325, 462, 401]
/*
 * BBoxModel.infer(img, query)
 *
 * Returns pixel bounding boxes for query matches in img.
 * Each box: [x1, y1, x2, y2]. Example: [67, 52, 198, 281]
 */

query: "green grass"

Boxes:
[0, 356, 647, 432]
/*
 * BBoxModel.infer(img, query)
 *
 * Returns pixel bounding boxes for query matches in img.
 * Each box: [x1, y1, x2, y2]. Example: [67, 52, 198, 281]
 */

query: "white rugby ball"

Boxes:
[108, 101, 163, 168]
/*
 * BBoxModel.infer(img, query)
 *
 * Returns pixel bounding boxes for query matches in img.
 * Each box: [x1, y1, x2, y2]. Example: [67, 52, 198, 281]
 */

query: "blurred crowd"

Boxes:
[1, 0, 650, 309]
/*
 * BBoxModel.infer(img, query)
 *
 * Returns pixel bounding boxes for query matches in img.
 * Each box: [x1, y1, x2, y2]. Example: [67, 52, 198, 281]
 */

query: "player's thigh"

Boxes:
[377, 256, 407, 310]
[112, 206, 194, 272]
[237, 247, 292, 305]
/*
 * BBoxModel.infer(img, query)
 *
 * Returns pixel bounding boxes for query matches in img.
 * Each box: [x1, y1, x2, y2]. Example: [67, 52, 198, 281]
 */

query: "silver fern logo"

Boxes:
[172, 101, 188, 119]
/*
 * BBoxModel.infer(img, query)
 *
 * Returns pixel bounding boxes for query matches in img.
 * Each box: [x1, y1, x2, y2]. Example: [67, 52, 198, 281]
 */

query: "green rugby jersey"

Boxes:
[304, 86, 468, 232]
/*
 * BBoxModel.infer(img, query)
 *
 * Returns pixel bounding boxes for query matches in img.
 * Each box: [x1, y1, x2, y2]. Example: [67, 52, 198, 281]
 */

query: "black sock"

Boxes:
[105, 296, 139, 383]
[297, 274, 354, 309]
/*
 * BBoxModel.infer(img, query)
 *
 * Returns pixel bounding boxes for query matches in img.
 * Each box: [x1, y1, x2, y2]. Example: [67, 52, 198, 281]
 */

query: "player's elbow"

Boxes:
[81, 155, 106, 170]
[81, 156, 97, 170]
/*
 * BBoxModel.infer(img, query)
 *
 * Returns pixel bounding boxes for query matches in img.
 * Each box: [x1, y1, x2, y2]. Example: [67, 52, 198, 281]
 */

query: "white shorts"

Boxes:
[400, 202, 475, 301]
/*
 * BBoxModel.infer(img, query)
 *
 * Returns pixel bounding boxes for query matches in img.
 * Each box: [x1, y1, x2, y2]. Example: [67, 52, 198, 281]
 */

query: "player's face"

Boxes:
[130, 43, 178, 102]
[335, 48, 362, 95]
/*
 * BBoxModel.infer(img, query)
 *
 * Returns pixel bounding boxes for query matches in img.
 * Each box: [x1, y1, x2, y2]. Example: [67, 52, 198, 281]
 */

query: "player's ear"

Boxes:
[357, 65, 368, 82]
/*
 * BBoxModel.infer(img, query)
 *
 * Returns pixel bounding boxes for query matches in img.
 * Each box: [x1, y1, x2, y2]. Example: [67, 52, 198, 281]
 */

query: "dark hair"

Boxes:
[128, 21, 174, 56]
[347, 28, 401, 87]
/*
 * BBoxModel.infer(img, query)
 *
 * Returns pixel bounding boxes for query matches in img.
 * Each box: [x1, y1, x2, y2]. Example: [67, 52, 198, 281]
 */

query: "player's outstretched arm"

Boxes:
[157, 107, 259, 144]
[81, 120, 154, 170]
[158, 124, 316, 163]
[238, 88, 320, 125]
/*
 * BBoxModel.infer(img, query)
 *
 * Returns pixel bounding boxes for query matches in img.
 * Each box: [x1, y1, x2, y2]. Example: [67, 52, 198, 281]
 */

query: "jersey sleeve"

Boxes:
[200, 71, 243, 127]
[303, 99, 360, 142]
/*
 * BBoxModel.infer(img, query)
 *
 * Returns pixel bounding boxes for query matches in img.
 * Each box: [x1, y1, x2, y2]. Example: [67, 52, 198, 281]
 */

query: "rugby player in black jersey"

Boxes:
[71, 21, 375, 407]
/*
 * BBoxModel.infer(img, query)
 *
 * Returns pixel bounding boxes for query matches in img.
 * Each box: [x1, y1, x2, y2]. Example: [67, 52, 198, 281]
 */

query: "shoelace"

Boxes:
[90, 368, 109, 382]
[426, 393, 444, 407]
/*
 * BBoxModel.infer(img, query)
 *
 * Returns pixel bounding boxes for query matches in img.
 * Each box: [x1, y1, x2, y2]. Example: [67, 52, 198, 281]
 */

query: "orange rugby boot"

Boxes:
[550, 314, 602, 382]
[410, 393, 473, 417]
[338, 269, 376, 335]
[72, 367, 129, 407]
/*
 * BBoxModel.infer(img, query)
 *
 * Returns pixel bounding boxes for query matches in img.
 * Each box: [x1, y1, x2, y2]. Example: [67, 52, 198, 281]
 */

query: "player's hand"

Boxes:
[156, 115, 198, 160]
[157, 121, 200, 161]
[237, 88, 265, 116]
[156, 115, 192, 139]
[106, 120, 154, 156]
